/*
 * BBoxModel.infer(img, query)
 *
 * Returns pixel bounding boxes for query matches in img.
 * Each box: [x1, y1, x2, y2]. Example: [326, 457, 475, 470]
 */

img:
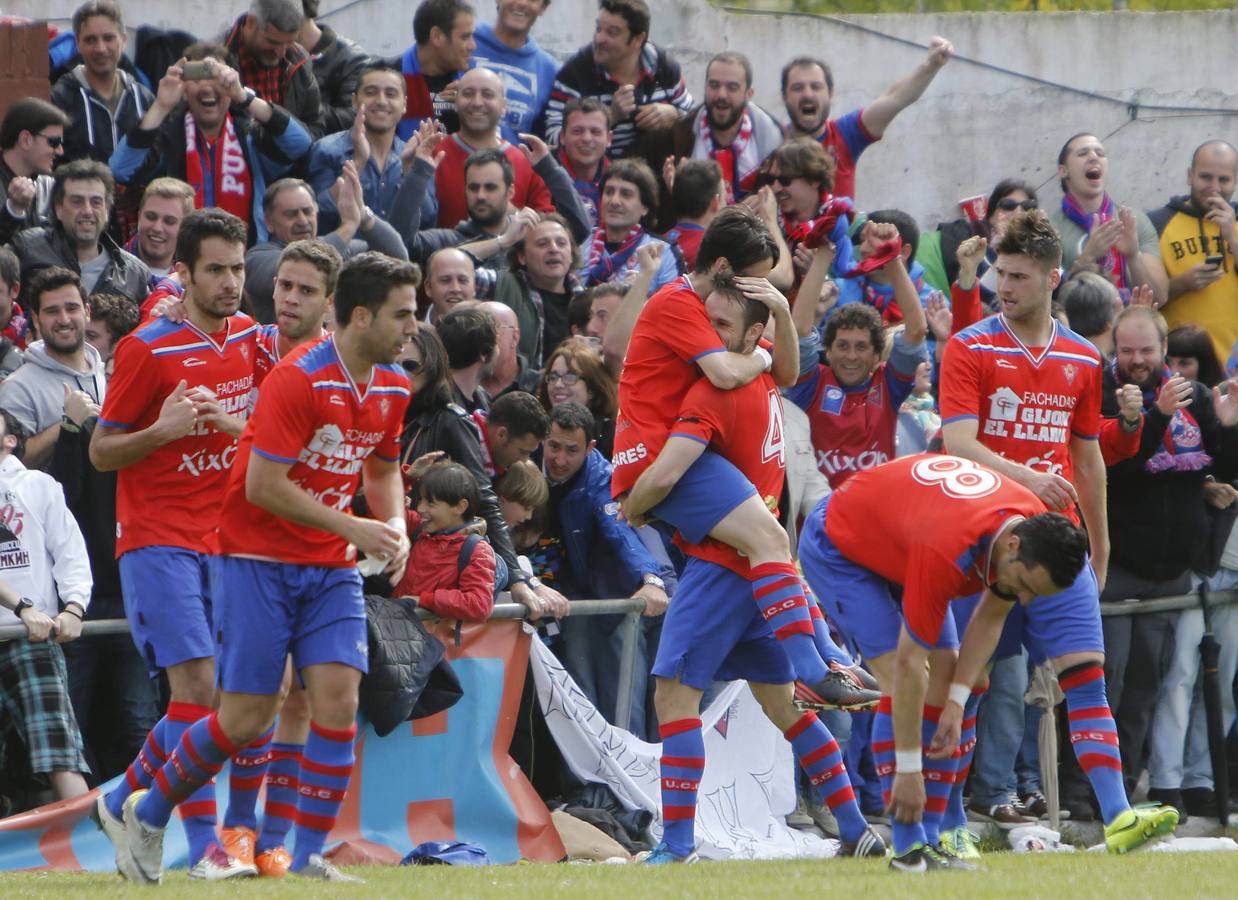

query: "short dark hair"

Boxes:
[278, 238, 344, 297]
[437, 306, 496, 370]
[73, 0, 124, 34]
[355, 62, 406, 95]
[0, 410, 27, 461]
[549, 400, 595, 444]
[52, 158, 114, 209]
[465, 147, 514, 189]
[708, 51, 752, 91]
[334, 252, 421, 328]
[175, 208, 248, 270]
[995, 209, 1062, 271]
[250, 0, 304, 33]
[762, 137, 835, 195]
[1057, 132, 1098, 194]
[506, 213, 581, 274]
[985, 178, 1039, 225]
[601, 158, 659, 225]
[1012, 512, 1088, 590]
[262, 177, 315, 217]
[1167, 324, 1225, 388]
[672, 158, 724, 220]
[1057, 272, 1117, 341]
[696, 205, 779, 275]
[418, 460, 480, 518]
[0, 98, 68, 151]
[26, 267, 87, 314]
[488, 391, 550, 440]
[562, 96, 609, 131]
[0, 247, 19, 292]
[88, 292, 140, 340]
[413, 0, 474, 46]
[866, 209, 920, 261]
[780, 56, 833, 95]
[824, 302, 885, 358]
[301, 0, 320, 18]
[709, 270, 767, 334]
[600, 0, 650, 40]
[407, 327, 453, 417]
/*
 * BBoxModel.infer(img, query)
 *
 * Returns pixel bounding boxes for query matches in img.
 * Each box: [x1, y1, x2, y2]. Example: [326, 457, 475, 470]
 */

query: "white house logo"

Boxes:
[306, 423, 345, 457]
[988, 387, 1021, 422]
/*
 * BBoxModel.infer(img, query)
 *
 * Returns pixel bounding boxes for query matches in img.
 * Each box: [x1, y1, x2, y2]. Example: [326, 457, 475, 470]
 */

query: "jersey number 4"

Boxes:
[762, 389, 786, 465]
[911, 456, 1000, 499]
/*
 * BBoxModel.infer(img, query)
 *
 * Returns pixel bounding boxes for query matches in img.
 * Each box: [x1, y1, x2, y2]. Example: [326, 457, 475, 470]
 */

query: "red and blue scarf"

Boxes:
[1061, 193, 1130, 292]
[1126, 364, 1212, 473]
[583, 224, 644, 286]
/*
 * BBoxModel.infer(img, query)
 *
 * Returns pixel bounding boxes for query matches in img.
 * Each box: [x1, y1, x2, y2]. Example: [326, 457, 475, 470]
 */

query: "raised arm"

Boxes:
[860, 37, 953, 138]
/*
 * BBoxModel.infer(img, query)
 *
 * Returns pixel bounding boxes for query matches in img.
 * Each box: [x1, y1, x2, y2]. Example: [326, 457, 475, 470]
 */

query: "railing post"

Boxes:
[614, 609, 640, 733]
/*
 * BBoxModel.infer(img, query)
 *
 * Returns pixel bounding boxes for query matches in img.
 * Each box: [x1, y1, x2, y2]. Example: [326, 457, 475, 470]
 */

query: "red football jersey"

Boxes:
[825, 454, 1047, 648]
[939, 315, 1102, 498]
[670, 371, 787, 575]
[250, 323, 329, 413]
[611, 276, 726, 496]
[215, 335, 410, 567]
[100, 315, 258, 555]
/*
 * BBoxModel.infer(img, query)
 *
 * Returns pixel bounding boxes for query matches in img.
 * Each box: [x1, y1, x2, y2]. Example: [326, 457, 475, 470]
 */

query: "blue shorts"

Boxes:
[798, 496, 959, 660]
[951, 592, 1027, 661]
[1019, 559, 1102, 664]
[651, 557, 795, 690]
[119, 546, 215, 678]
[650, 449, 756, 544]
[210, 557, 368, 695]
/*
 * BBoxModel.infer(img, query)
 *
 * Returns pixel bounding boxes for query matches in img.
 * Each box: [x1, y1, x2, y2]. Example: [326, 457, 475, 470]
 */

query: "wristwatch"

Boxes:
[11, 597, 33, 617]
[641, 574, 666, 591]
[237, 87, 258, 111]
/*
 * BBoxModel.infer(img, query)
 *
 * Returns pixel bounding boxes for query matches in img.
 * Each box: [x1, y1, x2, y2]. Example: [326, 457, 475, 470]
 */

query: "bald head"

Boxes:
[457, 66, 505, 139]
[426, 248, 476, 318]
[1189, 140, 1238, 210]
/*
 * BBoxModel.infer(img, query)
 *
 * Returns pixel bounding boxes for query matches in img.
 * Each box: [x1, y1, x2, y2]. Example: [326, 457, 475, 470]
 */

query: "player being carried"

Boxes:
[90, 209, 260, 880]
[936, 210, 1178, 855]
[103, 252, 419, 884]
[613, 205, 842, 706]
[798, 453, 1092, 871]
[624, 274, 887, 864]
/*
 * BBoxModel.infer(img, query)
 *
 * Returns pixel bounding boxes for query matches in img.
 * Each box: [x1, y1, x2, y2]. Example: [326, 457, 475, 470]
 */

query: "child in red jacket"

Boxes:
[394, 462, 496, 621]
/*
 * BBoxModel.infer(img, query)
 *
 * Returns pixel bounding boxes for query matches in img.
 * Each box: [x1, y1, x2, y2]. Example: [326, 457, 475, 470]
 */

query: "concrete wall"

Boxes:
[20, 1, 1238, 226]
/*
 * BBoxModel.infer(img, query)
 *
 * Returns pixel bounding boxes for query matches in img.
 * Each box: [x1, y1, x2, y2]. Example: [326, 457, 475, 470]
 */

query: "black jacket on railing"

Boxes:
[1102, 366, 1238, 582]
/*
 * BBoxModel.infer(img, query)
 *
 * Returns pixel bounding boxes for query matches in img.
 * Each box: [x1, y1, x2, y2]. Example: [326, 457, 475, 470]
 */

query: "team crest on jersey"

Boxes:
[239, 342, 250, 362]
[821, 386, 845, 416]
[379, 398, 391, 418]
[1062, 363, 1077, 385]
[867, 382, 884, 408]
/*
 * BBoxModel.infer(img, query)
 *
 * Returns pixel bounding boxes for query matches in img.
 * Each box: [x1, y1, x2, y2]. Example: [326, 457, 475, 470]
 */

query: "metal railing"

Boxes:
[0, 596, 648, 735]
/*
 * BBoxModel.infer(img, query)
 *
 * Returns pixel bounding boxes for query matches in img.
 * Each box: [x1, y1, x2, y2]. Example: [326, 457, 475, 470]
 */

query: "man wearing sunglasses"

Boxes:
[0, 99, 68, 245]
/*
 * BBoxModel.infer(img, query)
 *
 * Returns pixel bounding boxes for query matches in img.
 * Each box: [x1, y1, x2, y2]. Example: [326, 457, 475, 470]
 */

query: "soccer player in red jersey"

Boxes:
[626, 279, 886, 864]
[937, 210, 1178, 854]
[90, 209, 259, 880]
[797, 454, 1088, 870]
[614, 206, 839, 696]
[112, 252, 419, 885]
[785, 236, 929, 488]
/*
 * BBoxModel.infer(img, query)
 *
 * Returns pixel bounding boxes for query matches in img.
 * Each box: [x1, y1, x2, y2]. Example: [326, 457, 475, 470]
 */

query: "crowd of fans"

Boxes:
[0, 0, 1235, 850]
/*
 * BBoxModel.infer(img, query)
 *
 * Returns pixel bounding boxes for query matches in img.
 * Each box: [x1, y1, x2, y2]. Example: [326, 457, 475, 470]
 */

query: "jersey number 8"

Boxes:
[910, 456, 1000, 499]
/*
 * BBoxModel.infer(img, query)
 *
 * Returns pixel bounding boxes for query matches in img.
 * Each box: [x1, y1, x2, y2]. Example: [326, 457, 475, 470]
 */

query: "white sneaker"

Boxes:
[188, 842, 259, 880]
[807, 800, 839, 837]
[121, 790, 164, 884]
[90, 794, 127, 874]
[295, 853, 365, 883]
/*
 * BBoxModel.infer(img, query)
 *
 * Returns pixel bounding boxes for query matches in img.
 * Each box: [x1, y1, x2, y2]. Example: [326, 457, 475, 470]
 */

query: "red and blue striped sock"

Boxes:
[136, 711, 236, 839]
[257, 742, 303, 854]
[751, 562, 826, 683]
[224, 726, 274, 831]
[658, 718, 704, 857]
[784, 711, 867, 843]
[105, 713, 170, 821]
[942, 688, 984, 832]
[872, 697, 927, 854]
[291, 722, 356, 871]
[1061, 664, 1129, 824]
[920, 705, 958, 846]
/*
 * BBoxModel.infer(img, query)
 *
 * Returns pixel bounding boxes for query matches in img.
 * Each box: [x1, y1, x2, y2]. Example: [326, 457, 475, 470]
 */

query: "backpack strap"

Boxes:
[456, 533, 482, 576]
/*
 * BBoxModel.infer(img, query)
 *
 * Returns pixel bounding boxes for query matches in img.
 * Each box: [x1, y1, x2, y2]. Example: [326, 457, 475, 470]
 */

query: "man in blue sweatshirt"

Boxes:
[471, 1, 560, 142]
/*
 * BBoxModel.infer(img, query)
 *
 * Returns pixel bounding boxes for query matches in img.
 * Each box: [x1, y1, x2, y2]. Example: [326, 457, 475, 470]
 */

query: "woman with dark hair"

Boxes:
[1167, 324, 1225, 387]
[536, 336, 618, 459]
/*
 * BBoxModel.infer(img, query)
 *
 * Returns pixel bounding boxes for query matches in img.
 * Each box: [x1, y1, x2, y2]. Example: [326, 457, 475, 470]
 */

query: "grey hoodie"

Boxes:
[0, 340, 106, 439]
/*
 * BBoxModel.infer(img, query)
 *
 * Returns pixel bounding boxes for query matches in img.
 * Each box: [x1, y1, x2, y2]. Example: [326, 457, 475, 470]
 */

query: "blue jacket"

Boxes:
[306, 129, 438, 232]
[553, 448, 675, 599]
[471, 23, 560, 142]
[109, 104, 311, 244]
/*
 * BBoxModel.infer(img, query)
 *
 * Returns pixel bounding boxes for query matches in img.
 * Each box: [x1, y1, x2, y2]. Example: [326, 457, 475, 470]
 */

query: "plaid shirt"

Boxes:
[236, 43, 287, 106]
